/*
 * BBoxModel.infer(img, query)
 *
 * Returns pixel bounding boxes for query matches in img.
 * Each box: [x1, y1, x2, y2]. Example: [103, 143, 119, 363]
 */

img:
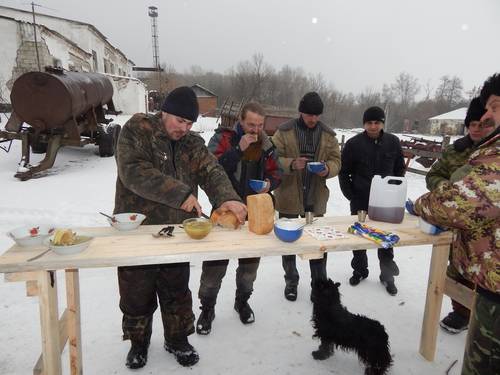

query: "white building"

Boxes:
[427, 107, 467, 136]
[0, 6, 146, 113]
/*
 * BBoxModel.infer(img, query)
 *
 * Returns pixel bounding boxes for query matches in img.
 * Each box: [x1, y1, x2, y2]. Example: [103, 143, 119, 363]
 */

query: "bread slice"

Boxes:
[210, 209, 240, 229]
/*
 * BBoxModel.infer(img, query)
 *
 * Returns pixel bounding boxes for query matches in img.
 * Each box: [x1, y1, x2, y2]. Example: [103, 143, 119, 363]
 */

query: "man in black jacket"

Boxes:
[339, 106, 405, 295]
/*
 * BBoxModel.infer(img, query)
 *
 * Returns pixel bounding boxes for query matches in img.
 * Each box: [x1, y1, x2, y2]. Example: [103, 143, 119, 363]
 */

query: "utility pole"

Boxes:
[31, 2, 41, 71]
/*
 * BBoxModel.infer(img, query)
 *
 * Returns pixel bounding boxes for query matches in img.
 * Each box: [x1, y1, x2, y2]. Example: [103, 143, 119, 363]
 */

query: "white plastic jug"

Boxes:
[368, 175, 407, 223]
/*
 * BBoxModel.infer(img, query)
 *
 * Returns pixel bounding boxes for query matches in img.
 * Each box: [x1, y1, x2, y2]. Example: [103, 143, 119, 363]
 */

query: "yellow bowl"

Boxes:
[183, 218, 213, 240]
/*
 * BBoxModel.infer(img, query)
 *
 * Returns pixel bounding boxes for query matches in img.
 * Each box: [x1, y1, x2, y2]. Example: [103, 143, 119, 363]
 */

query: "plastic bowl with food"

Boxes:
[274, 219, 303, 243]
[45, 234, 93, 255]
[108, 213, 146, 231]
[7, 225, 55, 247]
[183, 218, 213, 240]
[307, 162, 326, 174]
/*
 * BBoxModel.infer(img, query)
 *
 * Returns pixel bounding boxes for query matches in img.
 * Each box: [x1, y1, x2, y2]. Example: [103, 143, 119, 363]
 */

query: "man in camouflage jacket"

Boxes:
[114, 87, 246, 369]
[425, 97, 487, 334]
[414, 73, 500, 375]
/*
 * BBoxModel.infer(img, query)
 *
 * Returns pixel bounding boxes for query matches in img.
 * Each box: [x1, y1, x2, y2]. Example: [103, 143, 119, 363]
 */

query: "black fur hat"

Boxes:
[363, 106, 385, 124]
[298, 92, 324, 115]
[161, 86, 199, 122]
[464, 97, 486, 128]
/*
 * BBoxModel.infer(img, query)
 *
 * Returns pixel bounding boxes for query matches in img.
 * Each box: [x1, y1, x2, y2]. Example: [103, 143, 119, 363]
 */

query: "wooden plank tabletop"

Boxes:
[0, 215, 452, 273]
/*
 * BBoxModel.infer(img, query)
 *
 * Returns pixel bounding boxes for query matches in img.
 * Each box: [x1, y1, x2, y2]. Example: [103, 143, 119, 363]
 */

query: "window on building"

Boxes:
[92, 50, 98, 72]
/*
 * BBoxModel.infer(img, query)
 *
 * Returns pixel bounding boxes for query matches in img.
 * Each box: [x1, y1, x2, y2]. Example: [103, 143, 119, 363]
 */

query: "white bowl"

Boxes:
[107, 213, 146, 231]
[7, 225, 55, 247]
[45, 236, 93, 255]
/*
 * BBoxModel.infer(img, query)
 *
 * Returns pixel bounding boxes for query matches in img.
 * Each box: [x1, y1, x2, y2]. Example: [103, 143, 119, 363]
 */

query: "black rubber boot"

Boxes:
[196, 306, 215, 335]
[284, 284, 298, 301]
[125, 339, 150, 369]
[234, 299, 255, 324]
[164, 337, 199, 367]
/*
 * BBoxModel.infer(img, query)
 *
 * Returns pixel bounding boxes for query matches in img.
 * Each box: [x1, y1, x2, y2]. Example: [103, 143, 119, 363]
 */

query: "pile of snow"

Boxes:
[0, 118, 466, 374]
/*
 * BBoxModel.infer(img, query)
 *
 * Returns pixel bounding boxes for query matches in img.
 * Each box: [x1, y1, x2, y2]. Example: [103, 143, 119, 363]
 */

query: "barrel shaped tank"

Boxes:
[9, 71, 113, 131]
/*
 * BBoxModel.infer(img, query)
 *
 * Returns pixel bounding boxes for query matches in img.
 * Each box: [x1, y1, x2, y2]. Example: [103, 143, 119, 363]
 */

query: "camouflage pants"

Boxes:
[447, 246, 474, 318]
[198, 257, 260, 307]
[118, 263, 195, 344]
[461, 290, 500, 375]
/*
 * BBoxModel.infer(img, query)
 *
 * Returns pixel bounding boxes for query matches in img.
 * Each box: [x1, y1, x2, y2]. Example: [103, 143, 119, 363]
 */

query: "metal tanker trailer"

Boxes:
[0, 67, 121, 180]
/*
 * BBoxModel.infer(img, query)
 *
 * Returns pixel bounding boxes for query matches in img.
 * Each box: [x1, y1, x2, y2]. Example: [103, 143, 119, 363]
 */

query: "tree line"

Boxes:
[138, 53, 477, 133]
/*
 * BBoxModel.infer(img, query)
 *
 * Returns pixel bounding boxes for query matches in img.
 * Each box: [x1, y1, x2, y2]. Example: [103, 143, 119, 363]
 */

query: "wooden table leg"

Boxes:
[37, 270, 62, 375]
[419, 244, 450, 361]
[65, 269, 83, 375]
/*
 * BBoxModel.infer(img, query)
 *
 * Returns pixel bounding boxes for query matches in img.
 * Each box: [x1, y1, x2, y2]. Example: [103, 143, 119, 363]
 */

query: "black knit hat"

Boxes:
[161, 86, 199, 122]
[464, 97, 486, 128]
[363, 106, 385, 124]
[298, 92, 323, 115]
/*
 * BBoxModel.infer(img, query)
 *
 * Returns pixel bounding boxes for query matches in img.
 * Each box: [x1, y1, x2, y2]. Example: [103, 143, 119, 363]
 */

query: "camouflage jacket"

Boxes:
[425, 135, 476, 191]
[114, 113, 241, 225]
[414, 133, 500, 293]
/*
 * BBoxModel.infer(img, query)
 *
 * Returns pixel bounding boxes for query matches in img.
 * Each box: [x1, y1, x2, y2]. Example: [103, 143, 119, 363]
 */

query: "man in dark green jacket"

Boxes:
[425, 97, 486, 334]
[114, 86, 246, 369]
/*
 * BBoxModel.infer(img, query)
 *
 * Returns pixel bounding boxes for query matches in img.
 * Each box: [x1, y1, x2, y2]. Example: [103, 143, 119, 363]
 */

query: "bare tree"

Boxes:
[390, 72, 420, 109]
[435, 75, 464, 110]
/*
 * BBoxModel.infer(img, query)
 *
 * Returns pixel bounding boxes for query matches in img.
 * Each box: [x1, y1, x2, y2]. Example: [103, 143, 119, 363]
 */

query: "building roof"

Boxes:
[191, 84, 217, 97]
[0, 5, 134, 65]
[428, 107, 468, 121]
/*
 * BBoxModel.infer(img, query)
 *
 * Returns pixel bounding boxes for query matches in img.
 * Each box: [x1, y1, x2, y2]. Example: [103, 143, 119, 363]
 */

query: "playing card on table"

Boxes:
[304, 226, 347, 240]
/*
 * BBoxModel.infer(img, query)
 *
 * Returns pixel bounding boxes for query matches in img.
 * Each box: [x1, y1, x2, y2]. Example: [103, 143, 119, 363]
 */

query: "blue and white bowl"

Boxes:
[307, 162, 325, 174]
[248, 179, 267, 193]
[274, 219, 303, 242]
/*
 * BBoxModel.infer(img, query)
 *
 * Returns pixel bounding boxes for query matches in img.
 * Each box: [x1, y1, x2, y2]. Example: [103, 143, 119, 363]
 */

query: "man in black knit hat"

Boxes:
[114, 86, 246, 369]
[272, 92, 341, 301]
[339, 106, 405, 296]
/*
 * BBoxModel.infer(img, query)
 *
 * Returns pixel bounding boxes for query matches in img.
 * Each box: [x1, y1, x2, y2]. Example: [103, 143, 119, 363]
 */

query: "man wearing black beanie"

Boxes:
[113, 86, 246, 369]
[339, 106, 405, 296]
[272, 92, 341, 301]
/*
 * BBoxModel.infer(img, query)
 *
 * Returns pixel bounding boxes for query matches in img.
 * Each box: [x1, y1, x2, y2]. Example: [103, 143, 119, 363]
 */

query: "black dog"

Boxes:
[311, 279, 392, 375]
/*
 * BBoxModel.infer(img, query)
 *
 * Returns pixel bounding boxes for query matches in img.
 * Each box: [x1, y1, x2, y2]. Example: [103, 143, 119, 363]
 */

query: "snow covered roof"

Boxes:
[428, 107, 467, 121]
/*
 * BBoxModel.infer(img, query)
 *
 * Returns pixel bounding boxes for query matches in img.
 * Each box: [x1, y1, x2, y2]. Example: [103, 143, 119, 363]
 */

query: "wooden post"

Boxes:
[65, 269, 83, 375]
[419, 244, 450, 361]
[37, 270, 62, 375]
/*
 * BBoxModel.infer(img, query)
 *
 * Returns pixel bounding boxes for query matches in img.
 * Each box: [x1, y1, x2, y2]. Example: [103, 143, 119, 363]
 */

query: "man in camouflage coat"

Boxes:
[114, 86, 246, 369]
[414, 73, 500, 375]
[425, 97, 487, 334]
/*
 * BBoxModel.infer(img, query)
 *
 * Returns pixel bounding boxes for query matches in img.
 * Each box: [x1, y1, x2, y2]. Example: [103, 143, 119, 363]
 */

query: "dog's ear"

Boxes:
[334, 282, 341, 288]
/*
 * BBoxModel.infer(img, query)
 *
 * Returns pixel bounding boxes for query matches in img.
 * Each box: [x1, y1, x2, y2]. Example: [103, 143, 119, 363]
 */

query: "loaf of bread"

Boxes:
[210, 209, 240, 229]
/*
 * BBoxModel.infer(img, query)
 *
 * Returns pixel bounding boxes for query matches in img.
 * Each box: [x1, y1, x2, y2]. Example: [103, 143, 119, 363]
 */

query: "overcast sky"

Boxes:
[2, 0, 499, 95]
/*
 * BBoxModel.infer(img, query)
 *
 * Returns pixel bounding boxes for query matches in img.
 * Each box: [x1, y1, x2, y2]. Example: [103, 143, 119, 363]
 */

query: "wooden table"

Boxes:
[0, 215, 458, 375]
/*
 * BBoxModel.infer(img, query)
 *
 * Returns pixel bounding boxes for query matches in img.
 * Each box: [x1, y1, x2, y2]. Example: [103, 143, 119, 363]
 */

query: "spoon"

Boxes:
[99, 212, 118, 222]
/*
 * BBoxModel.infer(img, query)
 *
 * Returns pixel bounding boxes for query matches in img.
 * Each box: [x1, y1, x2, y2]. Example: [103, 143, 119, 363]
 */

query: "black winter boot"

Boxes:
[284, 284, 298, 301]
[196, 306, 215, 335]
[125, 340, 150, 369]
[164, 337, 199, 367]
[234, 299, 255, 324]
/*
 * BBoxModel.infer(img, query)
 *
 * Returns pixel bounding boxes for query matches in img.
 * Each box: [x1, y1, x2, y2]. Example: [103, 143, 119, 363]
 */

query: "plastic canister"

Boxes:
[368, 175, 407, 223]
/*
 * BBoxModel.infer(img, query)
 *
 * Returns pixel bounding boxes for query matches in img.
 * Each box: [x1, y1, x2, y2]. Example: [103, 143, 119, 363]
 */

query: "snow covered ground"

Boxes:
[0, 117, 466, 375]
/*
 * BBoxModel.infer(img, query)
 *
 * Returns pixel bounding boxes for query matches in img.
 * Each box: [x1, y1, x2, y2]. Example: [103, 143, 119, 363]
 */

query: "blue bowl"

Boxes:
[274, 219, 303, 242]
[249, 179, 266, 193]
[307, 162, 325, 174]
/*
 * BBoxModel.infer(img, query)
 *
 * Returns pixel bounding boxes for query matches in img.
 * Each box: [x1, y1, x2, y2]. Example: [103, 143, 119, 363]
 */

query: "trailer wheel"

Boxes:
[98, 123, 121, 157]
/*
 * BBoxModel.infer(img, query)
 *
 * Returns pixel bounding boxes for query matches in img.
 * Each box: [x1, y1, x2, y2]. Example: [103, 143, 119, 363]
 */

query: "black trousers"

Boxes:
[279, 212, 327, 287]
[198, 257, 260, 307]
[351, 248, 399, 282]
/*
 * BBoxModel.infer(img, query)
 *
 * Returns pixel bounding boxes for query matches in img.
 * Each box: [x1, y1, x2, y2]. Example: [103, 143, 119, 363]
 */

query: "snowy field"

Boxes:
[0, 116, 466, 375]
